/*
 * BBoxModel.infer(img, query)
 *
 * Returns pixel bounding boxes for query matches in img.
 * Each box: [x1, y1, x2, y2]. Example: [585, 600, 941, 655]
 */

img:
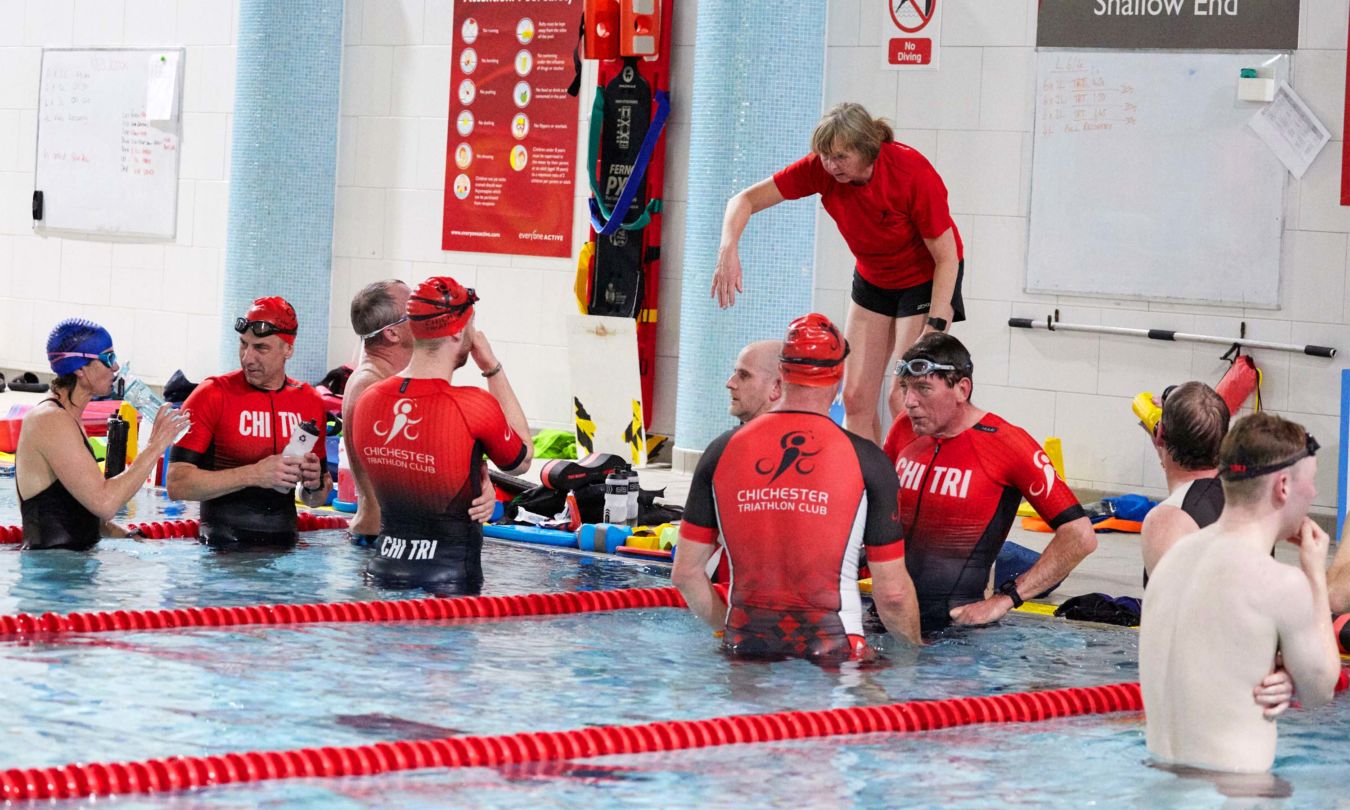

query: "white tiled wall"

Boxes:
[331, 0, 694, 435]
[821, 0, 1350, 509]
[0, 0, 235, 386]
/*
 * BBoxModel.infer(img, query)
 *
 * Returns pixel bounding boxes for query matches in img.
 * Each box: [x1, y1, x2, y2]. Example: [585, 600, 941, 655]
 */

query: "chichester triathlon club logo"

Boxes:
[1028, 450, 1059, 497]
[755, 431, 821, 483]
[373, 398, 422, 445]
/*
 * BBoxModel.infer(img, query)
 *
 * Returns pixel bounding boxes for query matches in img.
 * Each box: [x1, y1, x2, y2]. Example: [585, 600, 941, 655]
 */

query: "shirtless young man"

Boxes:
[1141, 412, 1340, 773]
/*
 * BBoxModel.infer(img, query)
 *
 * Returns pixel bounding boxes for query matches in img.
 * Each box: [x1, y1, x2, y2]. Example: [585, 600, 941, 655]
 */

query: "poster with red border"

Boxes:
[442, 0, 579, 257]
[883, 0, 942, 70]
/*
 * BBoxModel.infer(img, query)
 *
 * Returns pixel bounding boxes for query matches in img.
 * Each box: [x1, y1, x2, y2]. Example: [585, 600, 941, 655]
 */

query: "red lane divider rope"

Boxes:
[0, 681, 1144, 801]
[0, 513, 349, 544]
[0, 586, 688, 637]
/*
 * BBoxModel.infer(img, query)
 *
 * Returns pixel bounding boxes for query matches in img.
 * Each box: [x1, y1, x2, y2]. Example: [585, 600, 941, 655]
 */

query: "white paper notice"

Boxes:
[146, 52, 179, 122]
[1248, 81, 1330, 179]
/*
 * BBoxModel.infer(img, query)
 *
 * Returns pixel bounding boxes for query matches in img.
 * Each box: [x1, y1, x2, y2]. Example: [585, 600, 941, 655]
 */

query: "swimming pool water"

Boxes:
[0, 489, 1346, 807]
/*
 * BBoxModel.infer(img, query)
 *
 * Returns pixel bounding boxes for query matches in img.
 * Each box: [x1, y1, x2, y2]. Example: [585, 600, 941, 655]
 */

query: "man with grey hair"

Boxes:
[342, 279, 491, 543]
[726, 340, 783, 423]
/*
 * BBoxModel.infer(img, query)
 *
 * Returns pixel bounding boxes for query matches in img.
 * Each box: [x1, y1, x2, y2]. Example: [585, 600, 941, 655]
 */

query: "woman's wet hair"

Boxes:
[1159, 382, 1229, 470]
[810, 102, 894, 163]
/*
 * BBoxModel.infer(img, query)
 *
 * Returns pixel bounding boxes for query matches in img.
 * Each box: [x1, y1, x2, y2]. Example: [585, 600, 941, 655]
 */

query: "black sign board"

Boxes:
[1037, 0, 1299, 50]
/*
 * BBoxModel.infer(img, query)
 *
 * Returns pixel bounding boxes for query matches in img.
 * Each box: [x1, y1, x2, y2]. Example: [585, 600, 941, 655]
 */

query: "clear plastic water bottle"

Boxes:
[625, 469, 640, 524]
[120, 364, 189, 441]
[603, 472, 629, 524]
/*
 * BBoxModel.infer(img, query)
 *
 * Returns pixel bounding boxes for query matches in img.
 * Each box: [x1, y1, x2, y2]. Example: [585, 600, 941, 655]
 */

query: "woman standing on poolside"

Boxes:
[712, 102, 965, 444]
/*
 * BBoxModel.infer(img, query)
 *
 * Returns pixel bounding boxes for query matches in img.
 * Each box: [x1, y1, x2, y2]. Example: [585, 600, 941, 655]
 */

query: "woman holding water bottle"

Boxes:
[14, 319, 189, 550]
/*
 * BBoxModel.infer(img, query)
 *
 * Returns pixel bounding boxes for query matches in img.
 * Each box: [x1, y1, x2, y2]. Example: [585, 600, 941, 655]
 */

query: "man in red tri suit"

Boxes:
[674, 313, 922, 663]
[883, 333, 1097, 633]
[352, 276, 531, 594]
[168, 296, 332, 547]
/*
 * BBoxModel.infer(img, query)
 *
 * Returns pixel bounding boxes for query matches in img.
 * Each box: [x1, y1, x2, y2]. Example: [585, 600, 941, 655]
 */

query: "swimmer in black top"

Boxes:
[15, 319, 188, 550]
[1139, 381, 1229, 579]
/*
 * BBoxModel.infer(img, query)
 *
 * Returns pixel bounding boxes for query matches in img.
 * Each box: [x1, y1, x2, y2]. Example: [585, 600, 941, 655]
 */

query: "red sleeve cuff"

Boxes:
[679, 522, 719, 545]
[866, 539, 905, 563]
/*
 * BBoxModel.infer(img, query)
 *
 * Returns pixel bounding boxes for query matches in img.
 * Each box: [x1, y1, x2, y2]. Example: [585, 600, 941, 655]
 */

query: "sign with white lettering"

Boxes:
[1036, 0, 1299, 50]
[882, 0, 942, 71]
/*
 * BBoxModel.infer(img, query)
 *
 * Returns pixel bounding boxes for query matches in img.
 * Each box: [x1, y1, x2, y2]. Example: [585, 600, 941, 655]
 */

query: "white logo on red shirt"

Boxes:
[373, 398, 422, 445]
[1028, 451, 1058, 497]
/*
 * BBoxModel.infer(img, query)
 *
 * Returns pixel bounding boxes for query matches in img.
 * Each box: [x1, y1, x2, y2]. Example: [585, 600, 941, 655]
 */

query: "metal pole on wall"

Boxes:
[1008, 316, 1337, 358]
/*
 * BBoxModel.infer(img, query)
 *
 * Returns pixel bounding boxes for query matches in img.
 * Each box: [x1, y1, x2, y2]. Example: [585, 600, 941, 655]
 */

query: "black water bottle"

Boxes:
[104, 414, 128, 478]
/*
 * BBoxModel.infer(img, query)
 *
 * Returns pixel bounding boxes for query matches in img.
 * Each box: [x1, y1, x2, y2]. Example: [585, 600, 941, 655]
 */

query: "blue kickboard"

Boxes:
[483, 524, 578, 548]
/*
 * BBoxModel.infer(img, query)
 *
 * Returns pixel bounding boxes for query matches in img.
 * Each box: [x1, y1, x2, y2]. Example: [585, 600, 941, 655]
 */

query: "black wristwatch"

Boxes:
[925, 316, 948, 332]
[998, 578, 1024, 608]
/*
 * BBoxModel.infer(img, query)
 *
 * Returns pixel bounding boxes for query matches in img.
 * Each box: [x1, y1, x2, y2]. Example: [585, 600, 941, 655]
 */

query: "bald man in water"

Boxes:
[726, 340, 783, 423]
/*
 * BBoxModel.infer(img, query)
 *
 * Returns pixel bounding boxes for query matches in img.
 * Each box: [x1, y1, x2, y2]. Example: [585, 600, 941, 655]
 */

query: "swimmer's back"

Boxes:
[1141, 527, 1282, 772]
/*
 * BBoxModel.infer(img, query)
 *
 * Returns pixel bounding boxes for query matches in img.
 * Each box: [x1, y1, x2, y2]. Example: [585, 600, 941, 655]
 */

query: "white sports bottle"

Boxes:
[603, 473, 629, 524]
[276, 419, 321, 493]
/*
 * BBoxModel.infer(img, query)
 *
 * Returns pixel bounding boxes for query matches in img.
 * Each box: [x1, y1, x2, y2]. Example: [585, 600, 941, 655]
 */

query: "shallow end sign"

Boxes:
[883, 0, 942, 71]
[1037, 0, 1299, 50]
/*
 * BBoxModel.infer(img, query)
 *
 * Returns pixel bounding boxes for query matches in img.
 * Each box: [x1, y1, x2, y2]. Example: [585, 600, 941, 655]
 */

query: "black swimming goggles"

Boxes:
[48, 349, 117, 369]
[234, 318, 297, 338]
[408, 288, 479, 323]
[895, 357, 967, 377]
[1220, 433, 1319, 481]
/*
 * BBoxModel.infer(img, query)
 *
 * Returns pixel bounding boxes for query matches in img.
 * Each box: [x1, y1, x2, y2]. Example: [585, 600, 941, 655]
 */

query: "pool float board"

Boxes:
[483, 523, 578, 548]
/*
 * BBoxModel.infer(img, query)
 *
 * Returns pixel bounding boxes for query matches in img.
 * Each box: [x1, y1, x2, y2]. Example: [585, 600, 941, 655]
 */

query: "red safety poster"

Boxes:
[442, 1, 580, 257]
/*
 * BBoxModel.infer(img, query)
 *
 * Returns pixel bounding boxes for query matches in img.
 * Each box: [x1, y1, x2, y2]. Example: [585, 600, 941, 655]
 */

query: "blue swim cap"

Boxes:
[46, 318, 113, 375]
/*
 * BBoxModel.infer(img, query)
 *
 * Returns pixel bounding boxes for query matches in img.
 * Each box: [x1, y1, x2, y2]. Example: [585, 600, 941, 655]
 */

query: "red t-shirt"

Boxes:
[682, 412, 904, 659]
[773, 140, 963, 289]
[882, 412, 1084, 630]
[172, 370, 328, 535]
[352, 377, 528, 539]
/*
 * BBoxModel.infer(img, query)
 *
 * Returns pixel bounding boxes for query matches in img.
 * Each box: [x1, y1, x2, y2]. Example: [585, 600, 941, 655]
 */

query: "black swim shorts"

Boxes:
[851, 259, 967, 321]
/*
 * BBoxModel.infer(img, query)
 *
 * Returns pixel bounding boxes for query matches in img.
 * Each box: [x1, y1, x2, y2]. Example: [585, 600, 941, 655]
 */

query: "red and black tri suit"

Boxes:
[682, 411, 905, 663]
[883, 412, 1085, 632]
[171, 370, 328, 547]
[351, 377, 528, 594]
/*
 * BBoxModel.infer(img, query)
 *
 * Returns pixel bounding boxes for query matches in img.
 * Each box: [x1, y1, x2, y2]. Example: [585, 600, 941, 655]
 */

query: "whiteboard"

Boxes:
[1027, 51, 1289, 307]
[34, 48, 184, 239]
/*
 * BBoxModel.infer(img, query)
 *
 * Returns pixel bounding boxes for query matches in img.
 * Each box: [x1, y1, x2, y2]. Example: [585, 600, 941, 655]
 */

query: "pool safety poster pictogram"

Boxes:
[883, 0, 942, 70]
[442, 0, 580, 257]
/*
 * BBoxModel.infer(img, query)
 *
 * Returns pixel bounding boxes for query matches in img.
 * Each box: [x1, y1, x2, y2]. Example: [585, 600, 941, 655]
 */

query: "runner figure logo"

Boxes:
[373, 398, 423, 445]
[891, 0, 936, 33]
[756, 431, 821, 483]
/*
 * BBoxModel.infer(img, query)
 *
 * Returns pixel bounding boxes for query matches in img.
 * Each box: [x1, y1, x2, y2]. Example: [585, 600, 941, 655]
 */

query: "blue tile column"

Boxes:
[221, 0, 343, 382]
[674, 0, 827, 459]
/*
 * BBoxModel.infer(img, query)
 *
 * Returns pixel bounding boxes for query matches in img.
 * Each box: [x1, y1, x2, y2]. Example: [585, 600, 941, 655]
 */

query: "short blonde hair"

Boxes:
[810, 103, 894, 163]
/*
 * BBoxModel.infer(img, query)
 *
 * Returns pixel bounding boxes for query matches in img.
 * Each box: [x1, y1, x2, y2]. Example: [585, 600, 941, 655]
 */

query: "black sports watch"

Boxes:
[998, 578, 1024, 608]
[925, 316, 948, 332]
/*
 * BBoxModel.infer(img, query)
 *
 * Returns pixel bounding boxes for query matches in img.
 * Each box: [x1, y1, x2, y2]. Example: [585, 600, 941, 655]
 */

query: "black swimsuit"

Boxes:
[17, 400, 101, 550]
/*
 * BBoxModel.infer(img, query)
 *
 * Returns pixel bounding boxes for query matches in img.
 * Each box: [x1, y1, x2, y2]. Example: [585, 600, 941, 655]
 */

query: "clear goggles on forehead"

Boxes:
[895, 358, 959, 377]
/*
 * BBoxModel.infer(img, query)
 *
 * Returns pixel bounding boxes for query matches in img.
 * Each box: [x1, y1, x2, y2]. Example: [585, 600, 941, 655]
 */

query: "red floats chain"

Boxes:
[0, 682, 1143, 801]
[0, 513, 348, 544]
[0, 586, 688, 637]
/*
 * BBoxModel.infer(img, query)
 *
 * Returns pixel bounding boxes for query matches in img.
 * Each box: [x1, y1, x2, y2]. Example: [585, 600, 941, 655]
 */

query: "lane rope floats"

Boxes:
[0, 586, 688, 637]
[0, 513, 348, 544]
[0, 681, 1143, 801]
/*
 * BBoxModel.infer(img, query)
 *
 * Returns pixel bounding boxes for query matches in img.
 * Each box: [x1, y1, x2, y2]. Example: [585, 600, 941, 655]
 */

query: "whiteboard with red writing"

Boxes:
[1027, 51, 1289, 307]
[34, 48, 184, 239]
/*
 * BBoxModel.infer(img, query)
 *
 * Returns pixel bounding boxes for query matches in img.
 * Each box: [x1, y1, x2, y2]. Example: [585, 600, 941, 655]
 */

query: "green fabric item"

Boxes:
[533, 429, 577, 459]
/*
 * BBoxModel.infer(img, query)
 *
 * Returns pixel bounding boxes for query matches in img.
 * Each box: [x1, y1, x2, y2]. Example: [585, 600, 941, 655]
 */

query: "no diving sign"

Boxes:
[885, 0, 942, 70]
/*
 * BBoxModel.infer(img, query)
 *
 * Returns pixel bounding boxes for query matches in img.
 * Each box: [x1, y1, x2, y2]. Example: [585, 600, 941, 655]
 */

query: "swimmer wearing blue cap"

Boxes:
[14, 319, 189, 550]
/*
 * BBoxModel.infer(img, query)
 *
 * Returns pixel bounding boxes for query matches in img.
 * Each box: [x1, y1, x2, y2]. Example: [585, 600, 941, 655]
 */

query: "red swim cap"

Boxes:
[780, 313, 849, 387]
[240, 296, 298, 345]
[407, 276, 478, 339]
